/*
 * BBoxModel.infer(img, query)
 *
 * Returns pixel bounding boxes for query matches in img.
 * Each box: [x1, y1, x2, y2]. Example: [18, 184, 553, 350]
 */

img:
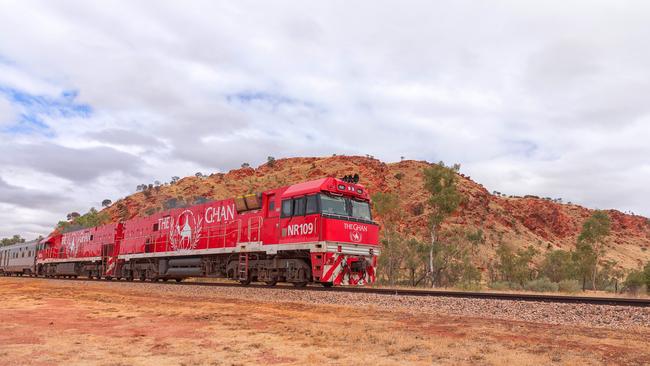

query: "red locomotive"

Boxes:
[35, 176, 379, 286]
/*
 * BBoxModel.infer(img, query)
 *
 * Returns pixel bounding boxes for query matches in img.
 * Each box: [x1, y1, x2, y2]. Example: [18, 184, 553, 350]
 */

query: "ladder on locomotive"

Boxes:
[237, 252, 249, 281]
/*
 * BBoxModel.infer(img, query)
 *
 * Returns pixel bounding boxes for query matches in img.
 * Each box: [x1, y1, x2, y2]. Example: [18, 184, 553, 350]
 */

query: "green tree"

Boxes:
[402, 238, 428, 286]
[267, 156, 276, 167]
[577, 211, 611, 289]
[372, 191, 403, 286]
[0, 234, 26, 247]
[573, 241, 597, 290]
[626, 261, 650, 294]
[623, 269, 646, 294]
[597, 259, 624, 291]
[495, 243, 538, 285]
[540, 249, 576, 283]
[423, 162, 462, 287]
[377, 230, 405, 286]
[434, 228, 481, 288]
[75, 208, 110, 228]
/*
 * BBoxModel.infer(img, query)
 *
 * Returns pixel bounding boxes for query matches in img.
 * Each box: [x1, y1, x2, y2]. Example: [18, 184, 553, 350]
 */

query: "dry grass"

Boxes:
[1, 277, 649, 365]
[369, 283, 650, 299]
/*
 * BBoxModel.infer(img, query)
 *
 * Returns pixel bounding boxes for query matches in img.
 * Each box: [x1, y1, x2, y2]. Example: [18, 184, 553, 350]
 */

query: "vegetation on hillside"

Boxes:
[1, 235, 26, 247]
[374, 162, 648, 294]
[57, 207, 111, 233]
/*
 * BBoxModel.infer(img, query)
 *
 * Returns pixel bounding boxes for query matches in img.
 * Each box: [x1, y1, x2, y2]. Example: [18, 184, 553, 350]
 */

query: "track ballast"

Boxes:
[7, 275, 649, 307]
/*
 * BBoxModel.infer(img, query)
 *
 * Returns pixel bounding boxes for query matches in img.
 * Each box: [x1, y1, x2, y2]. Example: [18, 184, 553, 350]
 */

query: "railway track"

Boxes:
[5, 275, 650, 307]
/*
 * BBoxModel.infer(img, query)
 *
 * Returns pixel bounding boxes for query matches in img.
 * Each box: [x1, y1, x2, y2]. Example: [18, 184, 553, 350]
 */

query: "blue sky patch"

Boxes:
[0, 85, 92, 135]
[226, 90, 322, 111]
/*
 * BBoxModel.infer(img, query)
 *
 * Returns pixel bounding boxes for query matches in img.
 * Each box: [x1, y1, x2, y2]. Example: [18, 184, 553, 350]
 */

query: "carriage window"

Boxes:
[153, 223, 159, 232]
[281, 199, 293, 218]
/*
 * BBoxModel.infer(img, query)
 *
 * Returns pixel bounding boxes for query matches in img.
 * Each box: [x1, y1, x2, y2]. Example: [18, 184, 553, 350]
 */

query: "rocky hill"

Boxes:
[101, 156, 650, 271]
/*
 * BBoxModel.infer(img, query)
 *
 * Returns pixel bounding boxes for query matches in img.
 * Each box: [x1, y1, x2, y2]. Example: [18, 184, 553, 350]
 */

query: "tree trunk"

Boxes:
[429, 227, 436, 288]
[592, 260, 598, 291]
[592, 247, 601, 291]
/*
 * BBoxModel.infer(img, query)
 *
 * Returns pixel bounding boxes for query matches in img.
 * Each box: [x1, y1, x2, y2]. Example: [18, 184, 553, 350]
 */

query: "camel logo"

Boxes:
[350, 230, 362, 243]
[67, 238, 78, 256]
[169, 209, 202, 251]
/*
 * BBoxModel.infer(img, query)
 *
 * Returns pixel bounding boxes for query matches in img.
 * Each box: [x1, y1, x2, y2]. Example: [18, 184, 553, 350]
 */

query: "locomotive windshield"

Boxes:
[350, 199, 372, 221]
[320, 194, 348, 216]
[319, 193, 372, 222]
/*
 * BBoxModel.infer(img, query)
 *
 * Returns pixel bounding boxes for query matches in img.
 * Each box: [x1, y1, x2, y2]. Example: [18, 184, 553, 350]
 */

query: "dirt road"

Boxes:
[1, 277, 648, 365]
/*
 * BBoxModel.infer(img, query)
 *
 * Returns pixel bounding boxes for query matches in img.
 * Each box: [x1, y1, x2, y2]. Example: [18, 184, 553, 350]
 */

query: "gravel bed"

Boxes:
[34, 279, 650, 330]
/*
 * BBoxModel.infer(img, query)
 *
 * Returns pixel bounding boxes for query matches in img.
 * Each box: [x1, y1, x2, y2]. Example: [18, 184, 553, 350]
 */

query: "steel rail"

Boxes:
[4, 275, 649, 307]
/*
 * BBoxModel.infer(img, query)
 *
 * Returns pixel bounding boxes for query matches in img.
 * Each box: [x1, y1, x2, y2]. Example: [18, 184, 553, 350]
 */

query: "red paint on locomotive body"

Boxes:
[37, 177, 379, 285]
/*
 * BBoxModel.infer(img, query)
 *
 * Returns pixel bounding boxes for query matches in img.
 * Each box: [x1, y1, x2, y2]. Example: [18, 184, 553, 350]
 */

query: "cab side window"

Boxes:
[293, 197, 306, 216]
[306, 195, 318, 214]
[281, 199, 293, 218]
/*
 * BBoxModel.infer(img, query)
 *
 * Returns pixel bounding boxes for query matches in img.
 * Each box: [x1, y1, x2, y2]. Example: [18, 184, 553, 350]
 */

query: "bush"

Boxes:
[488, 281, 522, 291]
[267, 156, 276, 167]
[410, 203, 424, 216]
[623, 270, 647, 294]
[457, 282, 482, 291]
[524, 278, 559, 292]
[558, 279, 581, 293]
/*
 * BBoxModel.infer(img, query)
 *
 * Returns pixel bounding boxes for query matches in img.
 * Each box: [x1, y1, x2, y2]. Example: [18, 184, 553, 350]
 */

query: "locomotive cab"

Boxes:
[277, 177, 379, 285]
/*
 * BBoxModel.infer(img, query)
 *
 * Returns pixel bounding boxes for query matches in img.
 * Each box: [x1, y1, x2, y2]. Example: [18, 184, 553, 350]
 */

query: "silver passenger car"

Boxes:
[0, 240, 38, 276]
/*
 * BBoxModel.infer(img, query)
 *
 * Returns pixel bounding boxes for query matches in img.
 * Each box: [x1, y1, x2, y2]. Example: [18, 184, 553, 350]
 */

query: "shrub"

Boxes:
[558, 279, 581, 293]
[457, 282, 482, 291]
[410, 203, 424, 216]
[623, 270, 647, 294]
[524, 278, 559, 292]
[488, 281, 521, 291]
[267, 156, 276, 167]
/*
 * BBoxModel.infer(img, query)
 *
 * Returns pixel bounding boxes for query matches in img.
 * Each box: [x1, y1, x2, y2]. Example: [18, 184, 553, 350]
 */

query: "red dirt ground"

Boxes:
[1, 277, 649, 365]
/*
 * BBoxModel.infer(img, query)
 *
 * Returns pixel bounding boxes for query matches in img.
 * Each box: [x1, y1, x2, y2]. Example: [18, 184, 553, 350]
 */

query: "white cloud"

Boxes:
[0, 0, 650, 237]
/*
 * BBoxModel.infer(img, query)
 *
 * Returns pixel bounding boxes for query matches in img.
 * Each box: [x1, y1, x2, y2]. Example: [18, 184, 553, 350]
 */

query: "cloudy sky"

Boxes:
[1, 1, 649, 238]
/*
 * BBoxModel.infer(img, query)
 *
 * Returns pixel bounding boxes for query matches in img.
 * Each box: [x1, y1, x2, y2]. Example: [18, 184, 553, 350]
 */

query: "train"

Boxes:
[0, 176, 380, 286]
[0, 240, 38, 276]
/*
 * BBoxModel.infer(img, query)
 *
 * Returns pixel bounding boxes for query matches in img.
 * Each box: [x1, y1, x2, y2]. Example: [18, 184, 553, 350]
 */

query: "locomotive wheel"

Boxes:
[239, 278, 251, 285]
[292, 282, 308, 288]
[265, 280, 277, 286]
[321, 282, 334, 288]
[175, 278, 182, 283]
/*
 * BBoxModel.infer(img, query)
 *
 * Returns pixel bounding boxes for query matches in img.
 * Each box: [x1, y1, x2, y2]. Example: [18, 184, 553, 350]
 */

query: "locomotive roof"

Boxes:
[282, 178, 330, 197]
[282, 177, 369, 199]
